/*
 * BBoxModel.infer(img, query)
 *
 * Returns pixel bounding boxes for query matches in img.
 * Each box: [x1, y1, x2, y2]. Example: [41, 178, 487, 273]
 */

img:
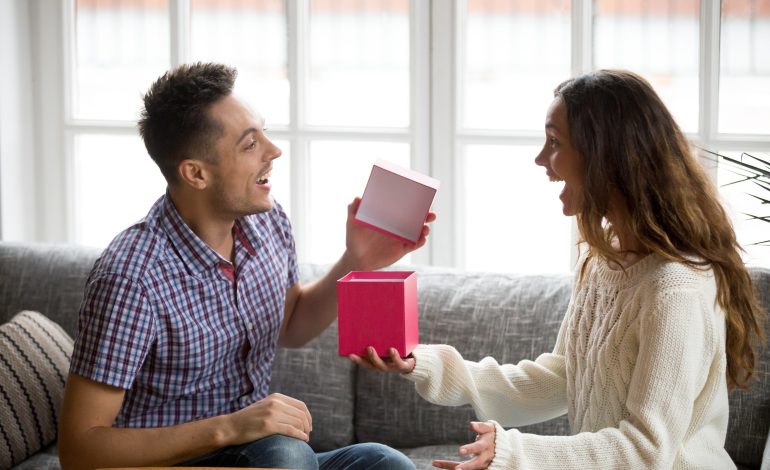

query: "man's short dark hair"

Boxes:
[138, 62, 237, 184]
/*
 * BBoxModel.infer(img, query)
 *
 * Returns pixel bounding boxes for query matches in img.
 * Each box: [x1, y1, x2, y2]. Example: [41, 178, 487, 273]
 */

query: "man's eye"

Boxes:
[246, 139, 257, 150]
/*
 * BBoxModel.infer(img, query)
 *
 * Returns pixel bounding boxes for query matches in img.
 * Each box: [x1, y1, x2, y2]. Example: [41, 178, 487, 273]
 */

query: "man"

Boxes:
[58, 63, 432, 469]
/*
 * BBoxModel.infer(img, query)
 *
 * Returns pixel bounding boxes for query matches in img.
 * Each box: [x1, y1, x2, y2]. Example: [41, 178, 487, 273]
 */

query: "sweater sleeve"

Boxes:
[403, 310, 571, 427]
[488, 287, 723, 469]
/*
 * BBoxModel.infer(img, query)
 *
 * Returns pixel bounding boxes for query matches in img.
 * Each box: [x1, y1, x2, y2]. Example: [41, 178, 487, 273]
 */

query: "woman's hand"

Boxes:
[432, 421, 496, 470]
[349, 346, 416, 374]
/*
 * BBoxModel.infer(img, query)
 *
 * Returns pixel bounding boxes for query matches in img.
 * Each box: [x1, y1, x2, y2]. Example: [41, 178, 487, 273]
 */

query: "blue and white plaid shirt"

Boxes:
[70, 193, 299, 427]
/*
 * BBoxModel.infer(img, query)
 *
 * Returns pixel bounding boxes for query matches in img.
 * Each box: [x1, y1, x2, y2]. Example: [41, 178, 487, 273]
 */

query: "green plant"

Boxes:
[698, 148, 770, 247]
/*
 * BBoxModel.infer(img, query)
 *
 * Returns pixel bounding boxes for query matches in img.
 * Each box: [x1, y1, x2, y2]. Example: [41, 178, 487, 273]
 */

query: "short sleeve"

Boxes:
[70, 274, 156, 390]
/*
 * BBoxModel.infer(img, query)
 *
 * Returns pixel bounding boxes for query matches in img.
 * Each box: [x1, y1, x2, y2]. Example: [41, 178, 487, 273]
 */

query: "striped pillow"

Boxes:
[0, 311, 73, 468]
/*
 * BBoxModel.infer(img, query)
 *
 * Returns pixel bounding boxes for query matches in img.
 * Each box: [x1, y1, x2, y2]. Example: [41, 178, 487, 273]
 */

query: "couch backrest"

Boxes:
[353, 268, 574, 449]
[728, 267, 770, 469]
[2, 242, 769, 468]
[0, 242, 101, 337]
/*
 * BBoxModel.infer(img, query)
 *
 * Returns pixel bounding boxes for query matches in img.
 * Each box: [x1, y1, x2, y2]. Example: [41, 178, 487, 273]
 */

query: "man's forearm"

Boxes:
[280, 252, 357, 347]
[59, 412, 232, 470]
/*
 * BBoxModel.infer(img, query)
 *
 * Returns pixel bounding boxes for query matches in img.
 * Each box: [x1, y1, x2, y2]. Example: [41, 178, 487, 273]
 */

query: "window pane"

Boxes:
[307, 141, 410, 264]
[190, 0, 289, 126]
[719, 0, 770, 135]
[74, 0, 169, 121]
[593, 0, 700, 133]
[715, 150, 770, 267]
[73, 134, 166, 247]
[463, 145, 573, 273]
[74, 135, 290, 248]
[463, 0, 571, 131]
[308, 0, 410, 128]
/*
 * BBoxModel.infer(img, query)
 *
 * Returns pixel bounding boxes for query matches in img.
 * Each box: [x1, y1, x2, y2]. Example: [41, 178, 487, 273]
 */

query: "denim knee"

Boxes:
[234, 434, 318, 470]
[349, 443, 415, 470]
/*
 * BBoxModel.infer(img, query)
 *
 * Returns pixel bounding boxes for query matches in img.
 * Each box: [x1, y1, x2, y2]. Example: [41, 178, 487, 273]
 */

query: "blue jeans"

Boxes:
[177, 434, 415, 470]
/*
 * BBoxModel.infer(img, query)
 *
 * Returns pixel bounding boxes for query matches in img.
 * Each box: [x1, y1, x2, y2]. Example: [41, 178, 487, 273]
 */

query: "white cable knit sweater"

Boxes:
[404, 254, 733, 469]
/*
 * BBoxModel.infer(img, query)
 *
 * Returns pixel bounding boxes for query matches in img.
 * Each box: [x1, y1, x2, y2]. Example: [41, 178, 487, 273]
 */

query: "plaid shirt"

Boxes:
[70, 193, 299, 427]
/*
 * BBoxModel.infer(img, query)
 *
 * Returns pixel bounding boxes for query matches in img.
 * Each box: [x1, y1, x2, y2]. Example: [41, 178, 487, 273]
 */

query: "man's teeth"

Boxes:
[257, 171, 271, 184]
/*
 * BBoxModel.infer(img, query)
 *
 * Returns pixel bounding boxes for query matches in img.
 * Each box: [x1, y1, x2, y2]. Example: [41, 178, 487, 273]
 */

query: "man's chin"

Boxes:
[252, 199, 275, 214]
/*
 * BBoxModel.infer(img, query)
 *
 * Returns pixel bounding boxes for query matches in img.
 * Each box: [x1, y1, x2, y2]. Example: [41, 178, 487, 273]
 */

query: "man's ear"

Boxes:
[177, 159, 209, 190]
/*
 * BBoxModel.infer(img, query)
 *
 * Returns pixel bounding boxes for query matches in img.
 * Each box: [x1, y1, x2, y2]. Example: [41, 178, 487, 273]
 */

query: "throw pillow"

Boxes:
[0, 310, 73, 469]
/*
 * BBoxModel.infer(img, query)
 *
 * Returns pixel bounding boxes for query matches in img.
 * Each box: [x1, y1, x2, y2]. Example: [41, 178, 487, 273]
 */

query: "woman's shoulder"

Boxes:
[645, 255, 715, 292]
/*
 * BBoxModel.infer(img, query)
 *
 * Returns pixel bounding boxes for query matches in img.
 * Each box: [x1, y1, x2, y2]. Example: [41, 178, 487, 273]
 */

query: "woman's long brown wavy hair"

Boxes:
[555, 69, 765, 389]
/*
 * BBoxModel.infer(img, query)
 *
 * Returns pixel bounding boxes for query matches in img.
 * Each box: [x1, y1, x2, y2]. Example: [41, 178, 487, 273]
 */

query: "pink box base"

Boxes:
[337, 271, 418, 358]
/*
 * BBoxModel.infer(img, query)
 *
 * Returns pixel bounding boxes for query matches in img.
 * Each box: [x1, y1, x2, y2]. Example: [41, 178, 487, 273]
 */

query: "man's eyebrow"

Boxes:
[237, 127, 258, 144]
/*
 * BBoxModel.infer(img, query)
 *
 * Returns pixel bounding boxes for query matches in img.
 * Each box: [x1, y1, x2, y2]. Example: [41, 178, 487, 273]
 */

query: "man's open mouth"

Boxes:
[257, 169, 272, 185]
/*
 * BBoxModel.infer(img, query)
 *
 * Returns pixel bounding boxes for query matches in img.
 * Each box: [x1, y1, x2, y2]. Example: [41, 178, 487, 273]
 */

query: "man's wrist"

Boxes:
[340, 249, 366, 273]
[210, 413, 235, 448]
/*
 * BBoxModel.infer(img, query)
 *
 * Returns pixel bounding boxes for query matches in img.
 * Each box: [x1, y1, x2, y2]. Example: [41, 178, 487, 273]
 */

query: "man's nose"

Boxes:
[266, 140, 282, 161]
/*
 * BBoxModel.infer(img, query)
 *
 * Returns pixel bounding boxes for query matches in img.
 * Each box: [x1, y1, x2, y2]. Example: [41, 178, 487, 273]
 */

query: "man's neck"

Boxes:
[169, 189, 235, 262]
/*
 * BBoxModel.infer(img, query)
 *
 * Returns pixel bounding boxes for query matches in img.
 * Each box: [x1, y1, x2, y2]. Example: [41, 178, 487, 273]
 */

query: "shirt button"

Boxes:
[247, 322, 254, 330]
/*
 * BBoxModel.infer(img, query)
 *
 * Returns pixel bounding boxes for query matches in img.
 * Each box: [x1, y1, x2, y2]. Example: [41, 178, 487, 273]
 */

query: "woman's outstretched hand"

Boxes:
[432, 421, 496, 470]
[349, 346, 416, 374]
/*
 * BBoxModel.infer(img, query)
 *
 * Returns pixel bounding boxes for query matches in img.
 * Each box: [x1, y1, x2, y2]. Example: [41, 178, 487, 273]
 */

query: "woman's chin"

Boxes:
[559, 195, 577, 216]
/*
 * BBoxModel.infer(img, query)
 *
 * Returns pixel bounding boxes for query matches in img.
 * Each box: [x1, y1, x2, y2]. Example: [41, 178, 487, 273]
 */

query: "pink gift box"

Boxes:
[337, 271, 418, 357]
[355, 159, 440, 244]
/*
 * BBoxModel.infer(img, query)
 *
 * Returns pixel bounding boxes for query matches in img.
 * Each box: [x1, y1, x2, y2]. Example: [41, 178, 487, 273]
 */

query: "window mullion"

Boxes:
[409, 0, 431, 265]
[34, 0, 68, 243]
[699, 0, 721, 148]
[571, 0, 593, 76]
[289, 0, 309, 262]
[430, 0, 459, 268]
[169, 0, 190, 67]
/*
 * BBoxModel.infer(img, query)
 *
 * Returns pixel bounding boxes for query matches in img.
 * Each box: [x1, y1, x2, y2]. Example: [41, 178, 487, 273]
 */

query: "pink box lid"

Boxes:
[355, 160, 440, 244]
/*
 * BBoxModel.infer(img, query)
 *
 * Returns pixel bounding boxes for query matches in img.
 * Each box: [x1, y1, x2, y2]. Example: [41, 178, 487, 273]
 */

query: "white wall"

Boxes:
[0, 0, 37, 241]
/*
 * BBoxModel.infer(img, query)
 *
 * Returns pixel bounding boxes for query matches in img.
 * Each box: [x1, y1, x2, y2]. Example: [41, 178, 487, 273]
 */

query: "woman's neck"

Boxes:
[606, 207, 650, 270]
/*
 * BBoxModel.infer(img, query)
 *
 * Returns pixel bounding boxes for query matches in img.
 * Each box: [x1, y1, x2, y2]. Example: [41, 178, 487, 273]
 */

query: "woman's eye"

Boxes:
[549, 137, 558, 147]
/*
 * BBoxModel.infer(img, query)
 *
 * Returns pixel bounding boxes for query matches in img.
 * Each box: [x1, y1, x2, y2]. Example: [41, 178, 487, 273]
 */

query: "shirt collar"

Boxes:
[160, 192, 263, 275]
[160, 192, 226, 276]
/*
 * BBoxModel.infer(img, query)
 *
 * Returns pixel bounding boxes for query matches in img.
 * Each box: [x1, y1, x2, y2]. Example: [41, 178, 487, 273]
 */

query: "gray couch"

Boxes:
[1, 241, 769, 469]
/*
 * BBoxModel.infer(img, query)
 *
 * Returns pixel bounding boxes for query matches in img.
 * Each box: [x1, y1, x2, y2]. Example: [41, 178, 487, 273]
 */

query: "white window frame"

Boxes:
[14, 0, 770, 270]
[30, 0, 431, 264]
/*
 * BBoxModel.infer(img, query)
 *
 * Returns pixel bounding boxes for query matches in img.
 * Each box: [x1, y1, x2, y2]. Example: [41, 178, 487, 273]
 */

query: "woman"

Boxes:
[351, 70, 765, 469]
